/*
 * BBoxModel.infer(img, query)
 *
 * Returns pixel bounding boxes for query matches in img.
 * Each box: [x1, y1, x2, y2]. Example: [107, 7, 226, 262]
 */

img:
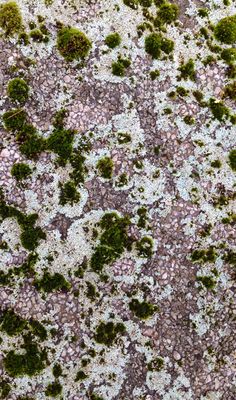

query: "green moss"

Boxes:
[145, 33, 162, 59]
[34, 272, 70, 293]
[0, 309, 26, 336]
[137, 207, 147, 228]
[136, 236, 153, 257]
[0, 380, 11, 398]
[139, 0, 152, 6]
[117, 132, 131, 144]
[229, 148, 236, 171]
[160, 37, 174, 54]
[7, 78, 29, 104]
[191, 247, 217, 263]
[29, 28, 44, 42]
[29, 319, 47, 341]
[198, 8, 208, 18]
[224, 81, 236, 100]
[90, 212, 132, 272]
[147, 356, 164, 371]
[192, 90, 204, 103]
[178, 59, 196, 81]
[18, 31, 30, 45]
[45, 381, 62, 397]
[59, 180, 80, 206]
[96, 156, 114, 179]
[129, 298, 156, 319]
[47, 127, 75, 165]
[105, 32, 121, 48]
[94, 321, 125, 346]
[214, 15, 236, 44]
[75, 370, 87, 381]
[224, 249, 236, 265]
[176, 86, 188, 97]
[123, 0, 138, 9]
[20, 134, 46, 159]
[20, 224, 46, 251]
[53, 363, 62, 378]
[86, 281, 97, 301]
[211, 160, 221, 168]
[2, 108, 27, 132]
[209, 98, 229, 121]
[150, 69, 160, 80]
[221, 48, 236, 64]
[112, 57, 131, 76]
[197, 275, 216, 290]
[0, 1, 22, 36]
[158, 2, 179, 24]
[11, 163, 32, 181]
[57, 27, 91, 61]
[4, 336, 46, 377]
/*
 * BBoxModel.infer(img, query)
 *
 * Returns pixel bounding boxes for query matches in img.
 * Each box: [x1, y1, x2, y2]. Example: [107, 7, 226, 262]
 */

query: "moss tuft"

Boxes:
[178, 59, 196, 81]
[2, 108, 27, 132]
[45, 381, 62, 397]
[94, 321, 125, 346]
[57, 26, 91, 61]
[129, 298, 156, 319]
[158, 2, 179, 24]
[229, 148, 236, 171]
[0, 1, 22, 36]
[34, 272, 70, 293]
[0, 309, 26, 336]
[221, 48, 236, 64]
[209, 98, 229, 121]
[96, 156, 114, 179]
[145, 33, 162, 59]
[214, 15, 236, 44]
[105, 32, 121, 48]
[59, 180, 80, 205]
[136, 236, 153, 257]
[11, 162, 32, 181]
[7, 78, 29, 104]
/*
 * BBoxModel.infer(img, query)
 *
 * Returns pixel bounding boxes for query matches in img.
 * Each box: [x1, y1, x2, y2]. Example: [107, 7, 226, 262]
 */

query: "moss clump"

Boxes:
[117, 132, 131, 144]
[183, 115, 195, 125]
[34, 272, 70, 293]
[123, 0, 138, 9]
[7, 78, 29, 104]
[221, 48, 236, 64]
[158, 2, 179, 24]
[178, 59, 196, 81]
[90, 212, 132, 272]
[111, 57, 131, 76]
[211, 160, 221, 168]
[96, 156, 114, 179]
[209, 98, 229, 121]
[150, 69, 160, 80]
[136, 236, 153, 257]
[224, 81, 236, 100]
[0, 309, 26, 336]
[20, 224, 46, 251]
[191, 247, 217, 263]
[105, 32, 121, 48]
[224, 249, 236, 265]
[75, 370, 87, 381]
[145, 33, 162, 59]
[0, 380, 11, 398]
[160, 37, 174, 54]
[0, 1, 22, 36]
[11, 163, 32, 181]
[94, 321, 125, 346]
[69, 151, 88, 184]
[2, 108, 27, 132]
[129, 298, 156, 319]
[197, 275, 216, 290]
[229, 149, 236, 171]
[148, 357, 164, 371]
[4, 336, 46, 377]
[29, 319, 47, 341]
[53, 364, 62, 378]
[45, 381, 62, 397]
[29, 28, 44, 42]
[57, 27, 91, 61]
[20, 134, 46, 159]
[214, 15, 236, 44]
[59, 180, 80, 205]
[47, 127, 75, 165]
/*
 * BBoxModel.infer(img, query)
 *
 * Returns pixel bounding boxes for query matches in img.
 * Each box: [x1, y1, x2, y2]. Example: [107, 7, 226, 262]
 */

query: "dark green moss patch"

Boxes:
[147, 356, 164, 371]
[229, 149, 236, 171]
[53, 364, 62, 378]
[47, 127, 75, 165]
[29, 319, 47, 341]
[34, 272, 70, 293]
[123, 0, 138, 9]
[45, 381, 62, 397]
[214, 15, 236, 44]
[11, 162, 32, 181]
[2, 108, 27, 132]
[7, 78, 29, 104]
[96, 156, 114, 179]
[94, 321, 125, 346]
[197, 275, 216, 290]
[75, 370, 87, 381]
[224, 81, 236, 100]
[129, 298, 156, 319]
[158, 2, 179, 24]
[90, 212, 132, 272]
[0, 309, 26, 336]
[0, 380, 11, 398]
[191, 247, 217, 263]
[112, 57, 131, 76]
[221, 48, 236, 64]
[209, 98, 229, 121]
[117, 132, 131, 144]
[178, 59, 196, 81]
[0, 1, 22, 36]
[105, 32, 121, 48]
[136, 236, 153, 257]
[57, 27, 92, 61]
[59, 180, 80, 206]
[4, 336, 46, 377]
